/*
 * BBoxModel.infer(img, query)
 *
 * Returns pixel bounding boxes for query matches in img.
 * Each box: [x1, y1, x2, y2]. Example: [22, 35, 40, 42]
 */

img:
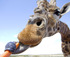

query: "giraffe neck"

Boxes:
[58, 21, 70, 42]
[56, 21, 69, 36]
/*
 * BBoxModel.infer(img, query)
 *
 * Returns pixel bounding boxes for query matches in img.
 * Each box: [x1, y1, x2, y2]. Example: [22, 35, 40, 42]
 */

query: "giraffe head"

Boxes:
[18, 0, 70, 47]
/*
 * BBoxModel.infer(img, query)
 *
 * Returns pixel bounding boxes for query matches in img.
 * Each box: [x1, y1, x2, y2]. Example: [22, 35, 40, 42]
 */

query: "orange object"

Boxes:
[0, 43, 19, 57]
[16, 43, 19, 49]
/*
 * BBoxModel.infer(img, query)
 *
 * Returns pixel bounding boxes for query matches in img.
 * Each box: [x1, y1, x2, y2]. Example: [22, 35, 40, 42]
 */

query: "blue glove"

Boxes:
[5, 42, 16, 53]
[5, 42, 30, 54]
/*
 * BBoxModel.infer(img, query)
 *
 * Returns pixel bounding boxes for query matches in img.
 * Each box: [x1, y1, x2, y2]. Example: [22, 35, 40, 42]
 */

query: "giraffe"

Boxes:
[18, 0, 70, 57]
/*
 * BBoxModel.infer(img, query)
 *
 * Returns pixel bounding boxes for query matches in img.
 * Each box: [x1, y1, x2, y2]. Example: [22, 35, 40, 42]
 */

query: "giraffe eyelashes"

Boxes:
[28, 17, 44, 27]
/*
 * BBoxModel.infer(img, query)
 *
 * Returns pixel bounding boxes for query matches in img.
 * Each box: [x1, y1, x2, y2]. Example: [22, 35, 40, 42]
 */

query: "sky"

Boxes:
[0, 0, 70, 55]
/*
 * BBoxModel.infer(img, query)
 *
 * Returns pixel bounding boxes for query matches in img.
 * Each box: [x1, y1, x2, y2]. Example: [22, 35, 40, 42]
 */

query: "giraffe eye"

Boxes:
[54, 9, 60, 16]
[36, 20, 42, 26]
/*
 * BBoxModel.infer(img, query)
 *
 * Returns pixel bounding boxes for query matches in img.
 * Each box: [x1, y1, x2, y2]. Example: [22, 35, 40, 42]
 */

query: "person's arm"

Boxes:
[0, 42, 19, 57]
[0, 41, 30, 57]
[0, 50, 12, 57]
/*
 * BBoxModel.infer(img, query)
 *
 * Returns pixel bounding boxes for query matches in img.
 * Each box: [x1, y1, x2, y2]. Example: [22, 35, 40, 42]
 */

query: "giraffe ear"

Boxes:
[60, 2, 70, 15]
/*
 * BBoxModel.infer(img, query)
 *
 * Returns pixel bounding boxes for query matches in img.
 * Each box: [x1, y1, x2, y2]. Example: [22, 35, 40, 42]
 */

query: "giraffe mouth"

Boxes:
[18, 24, 43, 46]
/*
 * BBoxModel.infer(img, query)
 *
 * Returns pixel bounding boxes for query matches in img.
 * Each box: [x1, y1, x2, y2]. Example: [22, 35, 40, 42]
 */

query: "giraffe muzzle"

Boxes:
[18, 17, 47, 47]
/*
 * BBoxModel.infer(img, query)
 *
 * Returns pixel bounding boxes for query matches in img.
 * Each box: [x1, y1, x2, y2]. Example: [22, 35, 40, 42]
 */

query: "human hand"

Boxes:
[5, 42, 30, 54]
[5, 42, 17, 53]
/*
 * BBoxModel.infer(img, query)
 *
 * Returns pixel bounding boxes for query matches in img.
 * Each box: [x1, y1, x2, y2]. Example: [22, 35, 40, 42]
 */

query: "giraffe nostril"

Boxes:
[36, 20, 42, 26]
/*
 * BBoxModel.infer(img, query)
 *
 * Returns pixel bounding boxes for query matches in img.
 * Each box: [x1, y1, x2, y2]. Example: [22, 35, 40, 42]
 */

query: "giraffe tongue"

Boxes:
[12, 42, 30, 54]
